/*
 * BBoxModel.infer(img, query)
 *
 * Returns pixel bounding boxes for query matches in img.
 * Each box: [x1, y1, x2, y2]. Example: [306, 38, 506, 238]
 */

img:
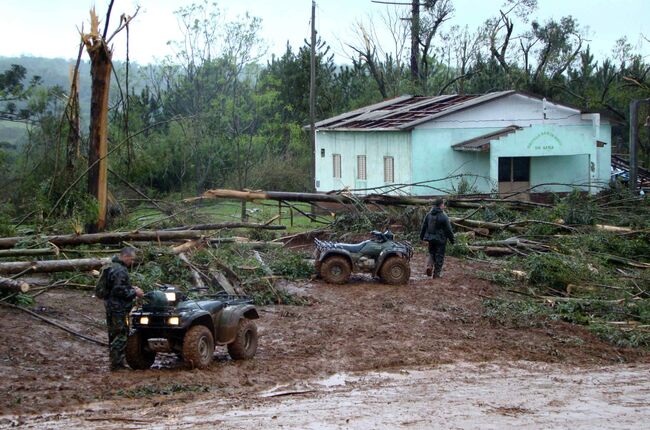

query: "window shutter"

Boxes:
[383, 156, 394, 183]
[332, 154, 341, 178]
[357, 155, 366, 180]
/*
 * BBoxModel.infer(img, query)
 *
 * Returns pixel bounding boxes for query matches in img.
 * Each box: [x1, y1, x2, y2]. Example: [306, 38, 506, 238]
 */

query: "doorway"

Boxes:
[498, 156, 530, 199]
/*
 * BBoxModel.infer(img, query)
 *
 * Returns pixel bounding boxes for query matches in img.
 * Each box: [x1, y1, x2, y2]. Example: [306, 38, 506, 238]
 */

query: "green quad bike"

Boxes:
[126, 286, 259, 370]
[314, 230, 413, 285]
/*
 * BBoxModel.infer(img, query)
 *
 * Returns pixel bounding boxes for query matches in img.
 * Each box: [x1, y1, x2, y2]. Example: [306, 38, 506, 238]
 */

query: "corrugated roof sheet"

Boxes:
[315, 91, 514, 130]
[451, 125, 522, 152]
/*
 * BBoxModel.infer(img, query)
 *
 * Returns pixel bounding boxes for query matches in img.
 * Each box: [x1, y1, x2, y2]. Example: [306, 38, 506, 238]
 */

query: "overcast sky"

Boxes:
[1, 0, 648, 64]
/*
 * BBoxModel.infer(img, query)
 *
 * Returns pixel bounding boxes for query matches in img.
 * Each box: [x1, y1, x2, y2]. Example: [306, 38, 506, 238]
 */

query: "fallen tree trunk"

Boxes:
[166, 222, 287, 231]
[450, 217, 526, 233]
[0, 276, 30, 293]
[188, 188, 542, 210]
[0, 230, 208, 250]
[467, 246, 515, 256]
[0, 258, 110, 275]
[0, 248, 59, 258]
[471, 238, 550, 251]
[0, 225, 286, 250]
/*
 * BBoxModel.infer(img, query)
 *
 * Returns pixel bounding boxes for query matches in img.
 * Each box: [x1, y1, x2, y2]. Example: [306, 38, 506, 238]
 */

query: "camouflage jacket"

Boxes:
[105, 256, 136, 313]
[420, 208, 455, 244]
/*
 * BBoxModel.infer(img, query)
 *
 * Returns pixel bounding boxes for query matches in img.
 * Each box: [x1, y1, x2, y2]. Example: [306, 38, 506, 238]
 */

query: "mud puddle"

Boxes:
[5, 361, 650, 429]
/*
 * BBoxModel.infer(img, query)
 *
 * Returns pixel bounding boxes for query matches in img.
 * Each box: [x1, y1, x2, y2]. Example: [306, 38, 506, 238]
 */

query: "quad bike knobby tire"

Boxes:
[125, 332, 156, 370]
[320, 255, 352, 284]
[182, 325, 214, 369]
[227, 318, 258, 360]
[379, 256, 410, 285]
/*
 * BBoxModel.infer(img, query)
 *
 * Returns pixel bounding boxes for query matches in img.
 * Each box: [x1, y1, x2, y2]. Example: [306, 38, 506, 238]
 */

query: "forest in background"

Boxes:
[0, 0, 649, 230]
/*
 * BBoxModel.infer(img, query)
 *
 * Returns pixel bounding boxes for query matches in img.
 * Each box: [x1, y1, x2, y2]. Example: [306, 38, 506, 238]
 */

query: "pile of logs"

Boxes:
[0, 222, 286, 294]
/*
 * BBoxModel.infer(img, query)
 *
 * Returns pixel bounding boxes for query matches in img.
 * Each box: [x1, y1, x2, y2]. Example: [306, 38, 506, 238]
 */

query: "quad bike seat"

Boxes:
[370, 230, 394, 242]
[335, 240, 371, 253]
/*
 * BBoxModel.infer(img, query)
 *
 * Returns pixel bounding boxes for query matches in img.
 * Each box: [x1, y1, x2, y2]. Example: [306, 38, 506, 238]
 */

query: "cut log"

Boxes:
[171, 239, 205, 255]
[0, 248, 59, 258]
[0, 223, 284, 251]
[451, 223, 490, 237]
[0, 258, 110, 275]
[0, 276, 30, 293]
[471, 238, 550, 251]
[165, 222, 287, 231]
[0, 230, 208, 250]
[209, 237, 284, 249]
[595, 224, 635, 233]
[467, 246, 514, 256]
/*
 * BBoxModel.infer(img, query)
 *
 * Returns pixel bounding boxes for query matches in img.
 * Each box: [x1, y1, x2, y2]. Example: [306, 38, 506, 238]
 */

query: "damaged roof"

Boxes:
[315, 91, 515, 131]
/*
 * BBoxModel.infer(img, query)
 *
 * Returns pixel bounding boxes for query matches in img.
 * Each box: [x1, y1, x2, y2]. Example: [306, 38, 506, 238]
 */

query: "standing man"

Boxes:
[420, 198, 455, 278]
[104, 247, 143, 371]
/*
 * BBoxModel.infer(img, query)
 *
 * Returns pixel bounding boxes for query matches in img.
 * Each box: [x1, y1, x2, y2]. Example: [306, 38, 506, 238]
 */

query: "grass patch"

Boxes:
[482, 298, 550, 328]
[116, 383, 209, 398]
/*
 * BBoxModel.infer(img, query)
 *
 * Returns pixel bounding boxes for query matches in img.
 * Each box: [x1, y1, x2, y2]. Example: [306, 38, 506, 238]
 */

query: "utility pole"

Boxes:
[410, 0, 420, 83]
[309, 0, 317, 191]
[629, 100, 639, 193]
[629, 98, 650, 193]
[372, 1, 422, 85]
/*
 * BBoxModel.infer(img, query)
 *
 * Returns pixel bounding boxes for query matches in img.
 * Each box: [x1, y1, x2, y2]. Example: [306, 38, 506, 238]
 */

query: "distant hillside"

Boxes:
[0, 56, 149, 145]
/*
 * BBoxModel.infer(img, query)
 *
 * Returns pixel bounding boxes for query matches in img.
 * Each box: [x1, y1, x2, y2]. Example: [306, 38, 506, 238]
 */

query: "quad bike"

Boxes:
[127, 286, 259, 370]
[314, 230, 413, 285]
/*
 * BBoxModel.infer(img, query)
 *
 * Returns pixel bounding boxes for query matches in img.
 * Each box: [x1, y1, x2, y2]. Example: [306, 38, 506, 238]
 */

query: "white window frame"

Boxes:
[332, 154, 341, 178]
[383, 156, 394, 183]
[357, 155, 367, 180]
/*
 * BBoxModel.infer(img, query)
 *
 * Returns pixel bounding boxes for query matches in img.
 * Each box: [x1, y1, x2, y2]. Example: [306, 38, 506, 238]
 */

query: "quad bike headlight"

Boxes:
[164, 292, 177, 302]
[139, 316, 149, 325]
[168, 316, 180, 326]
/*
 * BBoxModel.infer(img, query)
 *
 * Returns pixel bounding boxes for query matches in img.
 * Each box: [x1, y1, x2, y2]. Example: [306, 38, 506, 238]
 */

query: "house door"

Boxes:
[498, 157, 530, 199]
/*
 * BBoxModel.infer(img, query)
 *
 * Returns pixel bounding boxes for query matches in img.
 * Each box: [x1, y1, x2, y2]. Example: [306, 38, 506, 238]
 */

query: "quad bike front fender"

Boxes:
[216, 304, 259, 344]
[374, 249, 411, 276]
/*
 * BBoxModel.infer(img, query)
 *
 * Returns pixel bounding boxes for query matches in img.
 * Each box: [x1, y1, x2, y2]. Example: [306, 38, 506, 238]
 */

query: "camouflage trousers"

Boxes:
[105, 308, 129, 369]
[426, 241, 446, 277]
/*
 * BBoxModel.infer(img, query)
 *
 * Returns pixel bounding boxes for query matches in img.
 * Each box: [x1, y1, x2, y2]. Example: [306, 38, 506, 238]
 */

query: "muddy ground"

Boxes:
[1, 252, 649, 426]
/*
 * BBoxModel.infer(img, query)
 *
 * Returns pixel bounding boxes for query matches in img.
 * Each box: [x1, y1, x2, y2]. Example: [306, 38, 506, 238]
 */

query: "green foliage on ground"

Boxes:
[116, 383, 209, 398]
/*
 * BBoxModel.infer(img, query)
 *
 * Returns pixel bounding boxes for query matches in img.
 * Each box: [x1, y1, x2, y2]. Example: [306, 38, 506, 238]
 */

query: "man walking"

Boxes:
[104, 247, 143, 371]
[420, 198, 455, 278]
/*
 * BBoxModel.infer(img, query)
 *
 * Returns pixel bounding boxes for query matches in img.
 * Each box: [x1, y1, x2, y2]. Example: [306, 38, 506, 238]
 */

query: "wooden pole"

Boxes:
[410, 0, 420, 84]
[309, 0, 317, 192]
[629, 99, 639, 193]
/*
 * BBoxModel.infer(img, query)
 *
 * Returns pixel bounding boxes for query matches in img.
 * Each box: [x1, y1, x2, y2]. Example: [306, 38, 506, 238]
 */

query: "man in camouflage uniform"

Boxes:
[420, 198, 455, 278]
[104, 247, 143, 371]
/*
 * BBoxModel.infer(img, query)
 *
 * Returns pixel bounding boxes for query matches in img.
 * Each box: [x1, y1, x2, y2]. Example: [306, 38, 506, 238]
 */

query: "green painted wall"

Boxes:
[410, 127, 498, 195]
[315, 131, 411, 193]
[411, 124, 611, 195]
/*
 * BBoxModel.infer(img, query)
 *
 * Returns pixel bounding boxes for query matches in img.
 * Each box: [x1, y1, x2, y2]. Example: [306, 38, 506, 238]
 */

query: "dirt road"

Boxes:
[6, 361, 650, 429]
[1, 253, 648, 427]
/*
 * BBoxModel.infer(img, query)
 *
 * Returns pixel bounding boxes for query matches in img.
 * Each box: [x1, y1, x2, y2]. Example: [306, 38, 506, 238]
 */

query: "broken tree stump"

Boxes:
[0, 276, 30, 293]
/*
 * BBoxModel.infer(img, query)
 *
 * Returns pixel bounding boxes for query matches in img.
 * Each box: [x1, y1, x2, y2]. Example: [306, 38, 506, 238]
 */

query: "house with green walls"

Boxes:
[313, 91, 612, 199]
